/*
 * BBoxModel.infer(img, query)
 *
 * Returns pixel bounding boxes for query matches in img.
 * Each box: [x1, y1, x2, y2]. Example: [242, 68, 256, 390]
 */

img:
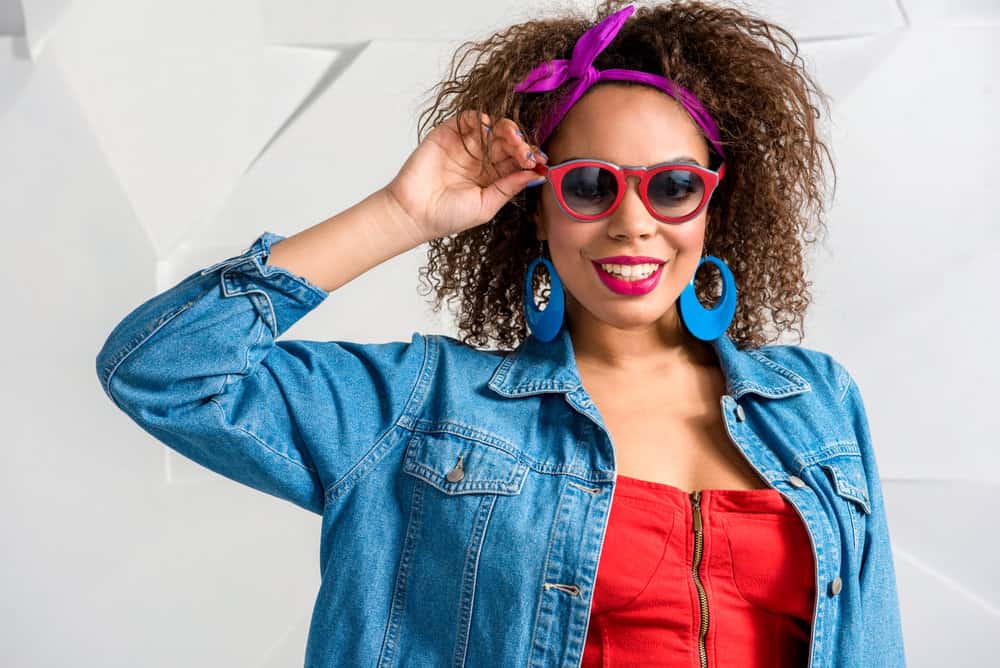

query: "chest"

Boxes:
[579, 364, 770, 492]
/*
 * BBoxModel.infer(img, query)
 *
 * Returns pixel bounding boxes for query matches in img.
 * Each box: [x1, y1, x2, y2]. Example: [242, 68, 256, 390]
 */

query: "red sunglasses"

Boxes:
[529, 158, 726, 223]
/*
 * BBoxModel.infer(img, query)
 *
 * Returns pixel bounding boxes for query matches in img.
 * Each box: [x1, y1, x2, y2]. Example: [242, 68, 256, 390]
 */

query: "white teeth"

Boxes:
[599, 262, 659, 280]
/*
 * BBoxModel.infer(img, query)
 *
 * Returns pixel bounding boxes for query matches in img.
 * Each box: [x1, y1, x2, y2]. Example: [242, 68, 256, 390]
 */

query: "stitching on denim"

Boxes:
[403, 463, 527, 495]
[835, 361, 852, 404]
[527, 478, 576, 666]
[377, 478, 423, 667]
[325, 425, 412, 503]
[324, 334, 433, 503]
[452, 494, 496, 668]
[101, 299, 197, 409]
[798, 441, 863, 468]
[791, 487, 829, 665]
[399, 334, 437, 427]
[408, 419, 522, 458]
[722, 411, 787, 485]
[819, 463, 872, 514]
[244, 315, 266, 384]
[487, 345, 521, 393]
[507, 380, 580, 394]
[747, 349, 812, 388]
[847, 503, 859, 554]
[208, 397, 319, 474]
[221, 263, 279, 338]
[199, 255, 251, 276]
[726, 379, 809, 399]
[535, 465, 613, 481]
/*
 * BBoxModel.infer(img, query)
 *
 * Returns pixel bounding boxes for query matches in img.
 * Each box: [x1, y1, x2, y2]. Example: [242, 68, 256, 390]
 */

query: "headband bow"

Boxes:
[514, 4, 725, 161]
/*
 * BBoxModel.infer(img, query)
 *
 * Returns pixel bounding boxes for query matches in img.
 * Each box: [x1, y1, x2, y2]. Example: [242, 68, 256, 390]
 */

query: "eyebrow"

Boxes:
[563, 155, 704, 166]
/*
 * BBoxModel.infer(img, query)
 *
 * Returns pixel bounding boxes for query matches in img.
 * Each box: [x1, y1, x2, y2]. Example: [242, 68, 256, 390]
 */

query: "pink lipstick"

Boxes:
[591, 259, 667, 296]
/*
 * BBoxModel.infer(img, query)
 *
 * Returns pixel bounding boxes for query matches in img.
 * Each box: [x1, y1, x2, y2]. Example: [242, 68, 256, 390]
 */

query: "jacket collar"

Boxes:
[487, 322, 811, 401]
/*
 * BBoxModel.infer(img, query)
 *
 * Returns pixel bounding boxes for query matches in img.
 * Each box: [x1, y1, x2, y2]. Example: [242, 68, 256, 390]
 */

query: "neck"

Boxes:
[566, 300, 718, 376]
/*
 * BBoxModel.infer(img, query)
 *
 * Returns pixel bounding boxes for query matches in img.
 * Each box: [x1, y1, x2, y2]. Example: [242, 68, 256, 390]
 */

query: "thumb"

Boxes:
[479, 170, 545, 220]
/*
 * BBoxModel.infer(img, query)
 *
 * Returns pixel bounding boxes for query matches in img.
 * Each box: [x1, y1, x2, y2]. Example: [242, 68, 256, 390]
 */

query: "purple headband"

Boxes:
[513, 3, 725, 161]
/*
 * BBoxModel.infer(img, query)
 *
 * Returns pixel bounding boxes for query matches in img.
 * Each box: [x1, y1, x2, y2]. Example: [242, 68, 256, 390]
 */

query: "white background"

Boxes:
[2, 0, 997, 665]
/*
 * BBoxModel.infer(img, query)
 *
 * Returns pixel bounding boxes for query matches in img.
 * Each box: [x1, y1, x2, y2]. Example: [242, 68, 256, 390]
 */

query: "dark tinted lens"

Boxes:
[560, 165, 618, 217]
[648, 168, 705, 218]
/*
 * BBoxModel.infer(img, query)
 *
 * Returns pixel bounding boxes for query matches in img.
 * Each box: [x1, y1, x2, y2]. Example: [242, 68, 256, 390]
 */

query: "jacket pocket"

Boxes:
[818, 452, 872, 556]
[402, 431, 529, 496]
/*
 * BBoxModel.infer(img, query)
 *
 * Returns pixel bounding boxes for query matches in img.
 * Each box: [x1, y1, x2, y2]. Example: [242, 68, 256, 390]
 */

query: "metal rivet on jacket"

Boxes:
[788, 475, 807, 488]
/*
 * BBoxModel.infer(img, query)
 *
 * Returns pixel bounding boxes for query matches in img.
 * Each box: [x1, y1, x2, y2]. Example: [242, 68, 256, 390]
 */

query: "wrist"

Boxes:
[379, 186, 434, 246]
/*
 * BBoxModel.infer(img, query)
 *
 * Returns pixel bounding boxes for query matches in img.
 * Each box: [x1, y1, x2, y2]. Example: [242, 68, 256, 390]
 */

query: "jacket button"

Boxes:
[788, 475, 807, 488]
[446, 456, 465, 482]
[829, 576, 843, 596]
[734, 404, 746, 421]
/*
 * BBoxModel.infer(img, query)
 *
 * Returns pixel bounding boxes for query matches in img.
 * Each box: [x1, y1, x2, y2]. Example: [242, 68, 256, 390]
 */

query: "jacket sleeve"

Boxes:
[95, 231, 429, 515]
[837, 364, 907, 666]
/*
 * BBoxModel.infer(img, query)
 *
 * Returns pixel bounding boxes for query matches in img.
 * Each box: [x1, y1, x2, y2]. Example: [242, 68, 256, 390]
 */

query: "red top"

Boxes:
[581, 474, 816, 668]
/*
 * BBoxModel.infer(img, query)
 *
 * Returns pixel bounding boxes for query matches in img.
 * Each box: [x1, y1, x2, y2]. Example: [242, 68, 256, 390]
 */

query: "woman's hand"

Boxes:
[383, 110, 548, 240]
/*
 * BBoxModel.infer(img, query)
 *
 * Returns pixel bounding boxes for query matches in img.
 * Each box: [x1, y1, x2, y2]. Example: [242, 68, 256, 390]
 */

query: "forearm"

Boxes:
[267, 187, 431, 293]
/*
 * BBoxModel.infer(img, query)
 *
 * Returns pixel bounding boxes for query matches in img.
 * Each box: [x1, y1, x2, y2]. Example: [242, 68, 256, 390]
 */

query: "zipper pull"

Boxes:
[691, 490, 703, 532]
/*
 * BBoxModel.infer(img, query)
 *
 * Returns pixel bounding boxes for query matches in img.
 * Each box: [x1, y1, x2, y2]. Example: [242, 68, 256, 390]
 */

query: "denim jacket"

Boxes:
[96, 231, 906, 668]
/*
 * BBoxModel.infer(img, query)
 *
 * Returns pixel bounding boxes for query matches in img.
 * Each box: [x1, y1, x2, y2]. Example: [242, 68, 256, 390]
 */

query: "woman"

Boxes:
[96, 1, 905, 666]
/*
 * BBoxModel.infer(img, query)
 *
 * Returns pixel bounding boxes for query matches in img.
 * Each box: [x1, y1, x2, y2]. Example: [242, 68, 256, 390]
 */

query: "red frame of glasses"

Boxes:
[531, 158, 726, 223]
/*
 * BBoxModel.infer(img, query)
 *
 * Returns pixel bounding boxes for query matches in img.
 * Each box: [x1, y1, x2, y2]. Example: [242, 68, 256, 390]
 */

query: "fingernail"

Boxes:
[526, 176, 546, 187]
[537, 149, 548, 162]
[516, 129, 524, 138]
[526, 150, 535, 162]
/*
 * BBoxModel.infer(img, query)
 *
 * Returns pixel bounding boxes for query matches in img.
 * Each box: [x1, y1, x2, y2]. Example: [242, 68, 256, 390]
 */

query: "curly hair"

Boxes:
[413, 0, 836, 351]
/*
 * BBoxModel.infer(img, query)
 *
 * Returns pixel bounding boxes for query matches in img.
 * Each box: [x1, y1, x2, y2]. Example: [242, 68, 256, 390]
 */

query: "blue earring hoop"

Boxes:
[677, 255, 737, 341]
[523, 256, 565, 342]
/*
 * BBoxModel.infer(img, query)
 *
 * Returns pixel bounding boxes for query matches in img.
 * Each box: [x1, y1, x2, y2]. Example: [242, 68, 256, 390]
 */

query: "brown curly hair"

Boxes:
[414, 0, 836, 351]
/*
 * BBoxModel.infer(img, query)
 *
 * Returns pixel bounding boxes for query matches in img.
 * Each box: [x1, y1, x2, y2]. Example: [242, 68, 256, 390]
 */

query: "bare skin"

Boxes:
[534, 84, 769, 493]
[576, 354, 770, 493]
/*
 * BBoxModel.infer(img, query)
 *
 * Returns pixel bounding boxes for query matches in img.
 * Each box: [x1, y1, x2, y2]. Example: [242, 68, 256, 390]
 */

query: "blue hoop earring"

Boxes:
[523, 256, 565, 342]
[678, 255, 737, 341]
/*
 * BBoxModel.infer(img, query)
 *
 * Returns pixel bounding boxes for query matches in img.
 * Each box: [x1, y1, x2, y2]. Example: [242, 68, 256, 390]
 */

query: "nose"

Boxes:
[606, 175, 657, 239]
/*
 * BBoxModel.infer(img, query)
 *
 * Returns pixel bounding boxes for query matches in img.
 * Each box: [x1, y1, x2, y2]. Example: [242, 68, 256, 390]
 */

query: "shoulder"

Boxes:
[752, 341, 853, 404]
[426, 332, 507, 357]
[424, 332, 508, 375]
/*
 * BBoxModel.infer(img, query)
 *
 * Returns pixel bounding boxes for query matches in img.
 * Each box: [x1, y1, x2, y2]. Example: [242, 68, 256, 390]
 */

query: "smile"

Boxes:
[591, 260, 666, 296]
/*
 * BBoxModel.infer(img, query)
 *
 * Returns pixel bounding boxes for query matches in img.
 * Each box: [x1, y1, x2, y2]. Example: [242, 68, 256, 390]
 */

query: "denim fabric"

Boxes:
[96, 231, 906, 668]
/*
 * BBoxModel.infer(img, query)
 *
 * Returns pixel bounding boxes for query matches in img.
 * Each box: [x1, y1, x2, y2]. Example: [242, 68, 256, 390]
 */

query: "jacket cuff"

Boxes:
[202, 231, 329, 338]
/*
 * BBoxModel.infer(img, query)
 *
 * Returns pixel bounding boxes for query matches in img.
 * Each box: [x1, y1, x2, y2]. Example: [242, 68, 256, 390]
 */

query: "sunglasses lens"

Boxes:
[561, 166, 618, 217]
[648, 168, 705, 218]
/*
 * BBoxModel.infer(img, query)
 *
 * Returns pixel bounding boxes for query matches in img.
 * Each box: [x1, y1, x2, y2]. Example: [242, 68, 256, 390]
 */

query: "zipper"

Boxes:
[718, 397, 819, 668]
[690, 490, 709, 668]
